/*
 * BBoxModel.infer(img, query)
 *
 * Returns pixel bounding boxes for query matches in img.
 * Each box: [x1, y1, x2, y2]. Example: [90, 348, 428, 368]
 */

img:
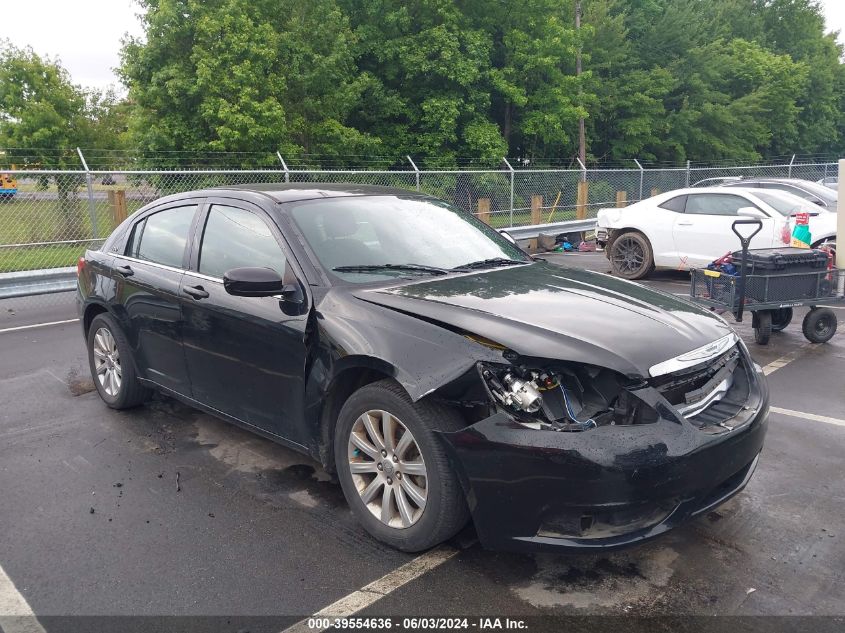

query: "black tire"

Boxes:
[771, 307, 793, 332]
[334, 379, 469, 552]
[609, 231, 654, 280]
[754, 311, 772, 345]
[87, 313, 150, 409]
[802, 307, 837, 344]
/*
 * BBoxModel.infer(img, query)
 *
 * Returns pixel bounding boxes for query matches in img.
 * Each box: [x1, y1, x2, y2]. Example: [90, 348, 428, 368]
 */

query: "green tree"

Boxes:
[757, 0, 844, 154]
[120, 0, 378, 167]
[661, 38, 807, 162]
[119, 0, 845, 165]
[341, 0, 503, 167]
[473, 0, 587, 162]
[582, 0, 673, 161]
[0, 42, 89, 237]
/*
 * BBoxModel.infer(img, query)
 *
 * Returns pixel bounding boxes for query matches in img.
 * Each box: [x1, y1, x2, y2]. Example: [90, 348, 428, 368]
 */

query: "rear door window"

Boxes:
[126, 205, 197, 268]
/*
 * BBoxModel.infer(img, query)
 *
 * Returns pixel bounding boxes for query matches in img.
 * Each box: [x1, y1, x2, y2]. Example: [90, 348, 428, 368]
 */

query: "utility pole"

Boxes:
[575, 1, 586, 169]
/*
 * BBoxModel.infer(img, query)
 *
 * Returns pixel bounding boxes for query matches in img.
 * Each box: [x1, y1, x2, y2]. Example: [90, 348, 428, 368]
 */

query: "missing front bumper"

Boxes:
[436, 387, 768, 553]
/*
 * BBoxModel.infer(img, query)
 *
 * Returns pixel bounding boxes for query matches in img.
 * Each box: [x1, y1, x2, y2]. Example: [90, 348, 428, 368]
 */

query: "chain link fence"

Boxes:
[0, 156, 839, 303]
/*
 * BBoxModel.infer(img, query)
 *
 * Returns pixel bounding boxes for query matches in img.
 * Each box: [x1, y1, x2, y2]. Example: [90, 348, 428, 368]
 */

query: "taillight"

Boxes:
[77, 257, 86, 278]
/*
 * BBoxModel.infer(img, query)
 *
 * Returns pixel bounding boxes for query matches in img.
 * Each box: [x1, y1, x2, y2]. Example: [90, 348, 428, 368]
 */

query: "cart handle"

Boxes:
[732, 218, 763, 323]
[731, 218, 763, 250]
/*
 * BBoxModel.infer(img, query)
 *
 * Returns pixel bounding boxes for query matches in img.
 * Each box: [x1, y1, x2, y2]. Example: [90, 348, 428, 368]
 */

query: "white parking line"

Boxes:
[281, 546, 460, 633]
[770, 407, 845, 428]
[0, 318, 79, 334]
[0, 564, 46, 633]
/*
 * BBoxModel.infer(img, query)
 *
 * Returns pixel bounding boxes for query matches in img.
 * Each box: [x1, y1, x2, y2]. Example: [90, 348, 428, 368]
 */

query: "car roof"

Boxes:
[214, 182, 426, 203]
[725, 177, 810, 185]
[650, 187, 759, 197]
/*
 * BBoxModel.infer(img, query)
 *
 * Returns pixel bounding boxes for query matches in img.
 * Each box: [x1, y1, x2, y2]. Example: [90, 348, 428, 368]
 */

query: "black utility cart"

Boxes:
[690, 219, 843, 345]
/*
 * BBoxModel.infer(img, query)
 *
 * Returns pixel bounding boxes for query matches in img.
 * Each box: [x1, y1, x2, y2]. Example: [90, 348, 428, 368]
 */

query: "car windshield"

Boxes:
[288, 195, 530, 283]
[754, 190, 826, 216]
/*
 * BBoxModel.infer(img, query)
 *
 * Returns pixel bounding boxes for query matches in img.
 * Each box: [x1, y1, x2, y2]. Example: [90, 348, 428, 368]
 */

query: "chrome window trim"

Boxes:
[183, 270, 223, 283]
[649, 332, 738, 378]
[120, 255, 185, 276]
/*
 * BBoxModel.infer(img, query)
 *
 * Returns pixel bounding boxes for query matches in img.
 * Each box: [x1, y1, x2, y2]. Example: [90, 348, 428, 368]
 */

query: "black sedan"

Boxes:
[77, 184, 769, 552]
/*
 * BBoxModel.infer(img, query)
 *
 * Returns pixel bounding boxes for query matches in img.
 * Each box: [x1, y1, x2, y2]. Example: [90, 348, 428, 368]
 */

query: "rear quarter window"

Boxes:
[658, 195, 687, 212]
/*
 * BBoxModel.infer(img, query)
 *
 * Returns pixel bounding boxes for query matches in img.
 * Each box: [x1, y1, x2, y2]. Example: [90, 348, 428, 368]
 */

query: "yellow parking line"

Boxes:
[762, 344, 812, 376]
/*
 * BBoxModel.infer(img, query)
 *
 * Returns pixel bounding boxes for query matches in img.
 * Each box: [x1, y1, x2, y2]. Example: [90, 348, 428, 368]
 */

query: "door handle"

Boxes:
[116, 265, 134, 277]
[677, 221, 694, 226]
[183, 285, 209, 299]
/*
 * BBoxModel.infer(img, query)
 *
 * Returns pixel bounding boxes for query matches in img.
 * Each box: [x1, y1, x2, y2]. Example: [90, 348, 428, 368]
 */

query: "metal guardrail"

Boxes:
[0, 267, 76, 300]
[0, 219, 599, 300]
[502, 218, 597, 241]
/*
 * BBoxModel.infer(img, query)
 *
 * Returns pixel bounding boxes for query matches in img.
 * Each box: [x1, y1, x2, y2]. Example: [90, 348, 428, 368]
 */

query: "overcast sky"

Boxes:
[1, 0, 844, 91]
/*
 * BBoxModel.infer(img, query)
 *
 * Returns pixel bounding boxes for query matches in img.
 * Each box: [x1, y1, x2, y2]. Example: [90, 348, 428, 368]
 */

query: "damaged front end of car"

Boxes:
[433, 333, 769, 552]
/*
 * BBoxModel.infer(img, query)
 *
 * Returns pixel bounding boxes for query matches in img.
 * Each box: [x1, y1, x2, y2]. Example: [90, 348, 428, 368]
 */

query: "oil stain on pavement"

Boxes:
[513, 546, 679, 611]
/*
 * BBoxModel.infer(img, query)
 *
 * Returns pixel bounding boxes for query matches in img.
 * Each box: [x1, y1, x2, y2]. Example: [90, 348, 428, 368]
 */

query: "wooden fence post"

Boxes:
[108, 190, 128, 227]
[529, 195, 543, 252]
[530, 195, 543, 225]
[616, 191, 627, 207]
[477, 197, 491, 225]
[576, 181, 589, 219]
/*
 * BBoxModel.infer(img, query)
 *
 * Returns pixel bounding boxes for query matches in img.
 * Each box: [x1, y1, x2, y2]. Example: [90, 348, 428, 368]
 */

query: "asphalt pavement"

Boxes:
[1, 253, 844, 632]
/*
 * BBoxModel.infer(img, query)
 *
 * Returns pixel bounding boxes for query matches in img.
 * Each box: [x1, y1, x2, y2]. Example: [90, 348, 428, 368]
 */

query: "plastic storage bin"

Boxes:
[731, 248, 829, 302]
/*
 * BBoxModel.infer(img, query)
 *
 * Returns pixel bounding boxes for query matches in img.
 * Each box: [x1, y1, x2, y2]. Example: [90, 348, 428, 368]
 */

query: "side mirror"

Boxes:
[737, 207, 767, 220]
[223, 267, 285, 297]
[498, 229, 517, 244]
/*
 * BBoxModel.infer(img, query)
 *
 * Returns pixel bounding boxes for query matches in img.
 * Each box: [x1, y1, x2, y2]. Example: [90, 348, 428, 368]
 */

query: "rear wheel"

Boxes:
[334, 379, 469, 552]
[771, 307, 793, 332]
[609, 232, 654, 280]
[802, 307, 837, 344]
[87, 313, 150, 409]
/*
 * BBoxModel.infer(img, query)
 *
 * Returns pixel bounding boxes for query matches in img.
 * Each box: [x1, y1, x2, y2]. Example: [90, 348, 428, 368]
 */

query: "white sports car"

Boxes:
[596, 187, 837, 279]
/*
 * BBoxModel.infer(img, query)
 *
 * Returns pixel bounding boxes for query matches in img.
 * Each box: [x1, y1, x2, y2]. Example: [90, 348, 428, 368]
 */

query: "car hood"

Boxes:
[353, 261, 732, 378]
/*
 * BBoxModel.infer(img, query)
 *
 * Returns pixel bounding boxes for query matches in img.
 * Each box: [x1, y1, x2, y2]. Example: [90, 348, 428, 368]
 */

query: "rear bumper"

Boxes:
[438, 365, 768, 553]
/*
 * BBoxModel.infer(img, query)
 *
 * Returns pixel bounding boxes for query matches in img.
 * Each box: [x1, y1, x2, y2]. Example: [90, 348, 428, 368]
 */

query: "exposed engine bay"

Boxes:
[480, 363, 658, 431]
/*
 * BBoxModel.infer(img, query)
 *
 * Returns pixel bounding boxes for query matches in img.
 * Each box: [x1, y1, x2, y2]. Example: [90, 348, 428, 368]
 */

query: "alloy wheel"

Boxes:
[93, 327, 122, 397]
[612, 236, 646, 275]
[347, 410, 428, 529]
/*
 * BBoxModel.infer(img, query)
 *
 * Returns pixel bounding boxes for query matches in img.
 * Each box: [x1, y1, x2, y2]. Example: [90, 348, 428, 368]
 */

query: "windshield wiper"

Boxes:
[451, 257, 528, 271]
[332, 263, 449, 276]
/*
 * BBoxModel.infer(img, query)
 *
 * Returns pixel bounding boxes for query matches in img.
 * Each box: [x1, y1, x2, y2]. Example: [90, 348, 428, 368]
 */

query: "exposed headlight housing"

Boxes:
[480, 362, 658, 432]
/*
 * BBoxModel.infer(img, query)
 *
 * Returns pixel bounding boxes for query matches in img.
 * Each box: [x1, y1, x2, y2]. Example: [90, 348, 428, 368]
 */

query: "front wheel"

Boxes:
[609, 232, 654, 280]
[334, 379, 469, 552]
[754, 311, 772, 345]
